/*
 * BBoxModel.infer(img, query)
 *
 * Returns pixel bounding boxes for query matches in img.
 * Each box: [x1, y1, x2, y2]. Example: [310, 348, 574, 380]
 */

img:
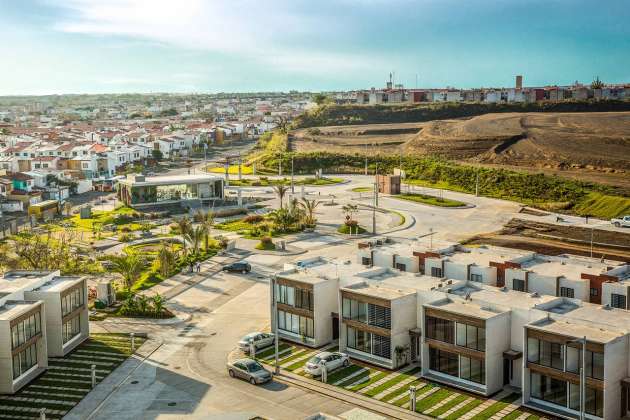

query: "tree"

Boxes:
[151, 149, 163, 161]
[176, 216, 192, 254]
[184, 225, 205, 256]
[591, 77, 604, 90]
[342, 204, 358, 222]
[157, 242, 177, 277]
[196, 211, 214, 250]
[272, 184, 289, 209]
[268, 209, 295, 233]
[299, 198, 321, 226]
[313, 93, 329, 106]
[109, 254, 144, 290]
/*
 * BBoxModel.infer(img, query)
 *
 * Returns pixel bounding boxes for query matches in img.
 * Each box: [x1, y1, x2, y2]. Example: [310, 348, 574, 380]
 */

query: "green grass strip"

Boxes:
[470, 393, 519, 420]
[364, 366, 422, 397]
[325, 365, 363, 384]
[416, 389, 453, 413]
[428, 394, 468, 417]
[501, 410, 527, 420]
[256, 343, 291, 359]
[445, 398, 484, 420]
[347, 371, 389, 392]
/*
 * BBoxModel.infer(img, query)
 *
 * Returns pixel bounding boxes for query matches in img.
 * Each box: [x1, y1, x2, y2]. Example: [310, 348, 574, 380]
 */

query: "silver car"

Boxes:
[304, 351, 350, 376]
[238, 332, 275, 353]
[227, 358, 272, 385]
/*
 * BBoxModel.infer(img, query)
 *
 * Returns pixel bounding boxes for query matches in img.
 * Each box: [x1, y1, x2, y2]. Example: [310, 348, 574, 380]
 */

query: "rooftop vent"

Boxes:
[603, 304, 612, 310]
[502, 286, 508, 292]
[530, 292, 540, 298]
[447, 280, 453, 285]
[438, 283, 443, 288]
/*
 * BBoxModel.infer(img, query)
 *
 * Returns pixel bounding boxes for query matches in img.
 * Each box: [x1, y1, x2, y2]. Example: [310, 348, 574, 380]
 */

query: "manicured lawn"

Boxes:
[363, 366, 421, 397]
[0, 333, 144, 420]
[351, 186, 373, 192]
[394, 193, 466, 207]
[325, 365, 364, 384]
[256, 343, 291, 360]
[345, 370, 388, 392]
[428, 394, 468, 417]
[416, 388, 453, 413]
[225, 176, 344, 187]
[337, 224, 367, 234]
[444, 398, 484, 420]
[470, 393, 519, 420]
[207, 164, 254, 175]
[378, 378, 424, 402]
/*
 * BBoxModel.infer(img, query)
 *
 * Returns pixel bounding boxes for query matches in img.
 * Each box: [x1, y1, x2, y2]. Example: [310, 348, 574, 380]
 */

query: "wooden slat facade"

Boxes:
[527, 362, 604, 390]
[277, 302, 313, 319]
[424, 306, 485, 328]
[341, 290, 391, 308]
[274, 277, 314, 292]
[426, 338, 485, 361]
[527, 328, 605, 353]
[342, 318, 391, 337]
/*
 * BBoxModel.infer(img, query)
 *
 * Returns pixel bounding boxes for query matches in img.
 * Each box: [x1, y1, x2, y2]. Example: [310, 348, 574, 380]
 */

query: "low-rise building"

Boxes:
[0, 270, 89, 393]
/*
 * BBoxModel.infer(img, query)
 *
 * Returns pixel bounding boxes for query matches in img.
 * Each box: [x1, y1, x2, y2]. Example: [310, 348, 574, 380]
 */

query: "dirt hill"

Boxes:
[291, 112, 630, 189]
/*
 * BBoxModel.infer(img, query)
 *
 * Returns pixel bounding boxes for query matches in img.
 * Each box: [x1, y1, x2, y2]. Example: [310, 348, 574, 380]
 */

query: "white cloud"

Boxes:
[45, 0, 379, 74]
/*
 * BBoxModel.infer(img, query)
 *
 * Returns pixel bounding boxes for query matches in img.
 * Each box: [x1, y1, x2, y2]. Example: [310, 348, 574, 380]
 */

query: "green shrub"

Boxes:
[255, 236, 276, 250]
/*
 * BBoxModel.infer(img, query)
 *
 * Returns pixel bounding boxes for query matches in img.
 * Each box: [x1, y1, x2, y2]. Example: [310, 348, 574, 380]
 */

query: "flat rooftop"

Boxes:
[30, 276, 83, 293]
[446, 282, 559, 311]
[0, 271, 57, 296]
[528, 317, 625, 344]
[425, 298, 507, 320]
[342, 281, 416, 301]
[444, 245, 534, 267]
[359, 237, 456, 256]
[0, 300, 41, 321]
[520, 254, 624, 280]
[120, 174, 221, 186]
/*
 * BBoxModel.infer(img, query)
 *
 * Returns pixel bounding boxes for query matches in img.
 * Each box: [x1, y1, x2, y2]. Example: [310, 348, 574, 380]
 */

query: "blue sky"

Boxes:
[1, 0, 629, 95]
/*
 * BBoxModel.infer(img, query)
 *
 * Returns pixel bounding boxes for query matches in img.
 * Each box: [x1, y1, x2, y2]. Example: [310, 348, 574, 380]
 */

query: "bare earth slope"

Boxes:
[291, 112, 630, 188]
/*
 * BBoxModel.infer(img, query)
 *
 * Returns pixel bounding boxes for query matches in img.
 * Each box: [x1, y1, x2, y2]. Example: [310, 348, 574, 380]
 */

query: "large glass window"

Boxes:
[456, 323, 485, 351]
[12, 343, 38, 380]
[277, 310, 314, 338]
[530, 372, 567, 407]
[528, 338, 563, 370]
[431, 267, 443, 278]
[10, 311, 42, 350]
[585, 387, 604, 417]
[342, 297, 389, 329]
[513, 278, 525, 292]
[611, 293, 626, 309]
[346, 326, 390, 359]
[429, 347, 458, 377]
[61, 287, 85, 317]
[565, 347, 604, 380]
[62, 315, 81, 344]
[460, 356, 485, 384]
[426, 315, 454, 344]
[294, 288, 313, 311]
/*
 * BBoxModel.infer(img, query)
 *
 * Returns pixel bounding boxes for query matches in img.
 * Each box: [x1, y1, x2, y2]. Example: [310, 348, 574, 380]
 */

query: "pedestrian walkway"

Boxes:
[457, 389, 512, 420]
[332, 368, 369, 386]
[489, 399, 521, 419]
[387, 382, 427, 404]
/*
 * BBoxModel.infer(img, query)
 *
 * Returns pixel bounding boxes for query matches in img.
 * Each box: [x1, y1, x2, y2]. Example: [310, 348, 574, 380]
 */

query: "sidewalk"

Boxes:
[275, 369, 430, 420]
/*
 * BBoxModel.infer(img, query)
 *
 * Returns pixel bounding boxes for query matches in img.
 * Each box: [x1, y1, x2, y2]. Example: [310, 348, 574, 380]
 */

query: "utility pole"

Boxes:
[375, 163, 379, 208]
[590, 227, 594, 258]
[238, 152, 242, 181]
[364, 142, 368, 175]
[278, 153, 282, 176]
[372, 181, 377, 235]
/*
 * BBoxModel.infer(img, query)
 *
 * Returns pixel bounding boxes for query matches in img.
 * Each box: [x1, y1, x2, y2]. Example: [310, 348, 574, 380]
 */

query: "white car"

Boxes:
[238, 332, 275, 353]
[611, 215, 630, 228]
[304, 351, 350, 376]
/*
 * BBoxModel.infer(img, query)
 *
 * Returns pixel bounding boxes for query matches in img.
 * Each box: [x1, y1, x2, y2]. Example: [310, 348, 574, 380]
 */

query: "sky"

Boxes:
[0, 0, 629, 95]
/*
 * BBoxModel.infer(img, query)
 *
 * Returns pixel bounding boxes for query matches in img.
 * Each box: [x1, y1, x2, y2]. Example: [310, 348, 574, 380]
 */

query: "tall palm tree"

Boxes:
[200, 211, 214, 251]
[176, 216, 192, 254]
[184, 226, 205, 255]
[157, 242, 176, 277]
[299, 198, 321, 226]
[272, 184, 289, 209]
[109, 254, 144, 290]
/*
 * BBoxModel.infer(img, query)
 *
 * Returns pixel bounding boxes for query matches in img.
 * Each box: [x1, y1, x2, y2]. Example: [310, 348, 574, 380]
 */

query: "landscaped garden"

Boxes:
[0, 333, 145, 420]
[394, 192, 466, 208]
[225, 176, 344, 187]
[254, 340, 543, 420]
[337, 204, 367, 234]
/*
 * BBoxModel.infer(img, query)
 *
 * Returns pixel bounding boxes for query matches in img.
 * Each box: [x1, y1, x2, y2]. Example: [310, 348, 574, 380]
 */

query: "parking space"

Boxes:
[256, 340, 545, 420]
[0, 334, 145, 420]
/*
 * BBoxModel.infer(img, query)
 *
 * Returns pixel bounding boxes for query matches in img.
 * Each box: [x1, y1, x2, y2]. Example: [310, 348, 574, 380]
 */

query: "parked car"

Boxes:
[227, 358, 272, 385]
[222, 261, 251, 273]
[304, 351, 349, 376]
[611, 215, 630, 227]
[238, 332, 275, 353]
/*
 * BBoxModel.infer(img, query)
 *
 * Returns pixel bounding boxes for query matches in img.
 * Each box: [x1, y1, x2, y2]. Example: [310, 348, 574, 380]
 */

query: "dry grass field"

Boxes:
[291, 112, 630, 188]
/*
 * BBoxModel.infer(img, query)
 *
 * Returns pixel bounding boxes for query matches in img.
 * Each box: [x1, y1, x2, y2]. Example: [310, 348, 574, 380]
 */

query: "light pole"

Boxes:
[568, 337, 587, 420]
[364, 143, 368, 175]
[271, 276, 280, 374]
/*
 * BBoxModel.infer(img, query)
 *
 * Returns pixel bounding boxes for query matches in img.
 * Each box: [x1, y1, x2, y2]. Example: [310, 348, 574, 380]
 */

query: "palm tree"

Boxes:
[109, 254, 145, 290]
[184, 226, 205, 255]
[342, 204, 358, 222]
[176, 216, 192, 254]
[268, 209, 294, 233]
[157, 242, 176, 277]
[200, 211, 214, 251]
[299, 198, 321, 226]
[272, 184, 289, 209]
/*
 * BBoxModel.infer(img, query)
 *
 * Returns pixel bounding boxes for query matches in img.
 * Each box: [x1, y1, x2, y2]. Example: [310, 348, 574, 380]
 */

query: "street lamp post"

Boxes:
[291, 156, 295, 194]
[271, 276, 280, 374]
[568, 337, 587, 420]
